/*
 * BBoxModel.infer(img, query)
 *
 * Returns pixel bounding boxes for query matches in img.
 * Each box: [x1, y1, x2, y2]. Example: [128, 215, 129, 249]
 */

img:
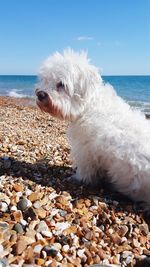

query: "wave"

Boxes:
[128, 100, 150, 114]
[7, 89, 30, 98]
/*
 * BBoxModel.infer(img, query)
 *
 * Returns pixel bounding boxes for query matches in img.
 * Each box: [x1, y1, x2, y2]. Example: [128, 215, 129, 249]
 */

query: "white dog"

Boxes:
[36, 49, 150, 210]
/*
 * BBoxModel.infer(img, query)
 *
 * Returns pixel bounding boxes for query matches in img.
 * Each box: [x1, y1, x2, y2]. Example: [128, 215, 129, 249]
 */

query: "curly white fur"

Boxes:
[36, 49, 150, 210]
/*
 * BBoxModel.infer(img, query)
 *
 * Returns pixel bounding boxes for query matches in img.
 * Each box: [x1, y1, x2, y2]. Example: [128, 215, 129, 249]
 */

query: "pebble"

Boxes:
[12, 210, 23, 222]
[77, 248, 85, 258]
[139, 224, 149, 235]
[0, 259, 8, 267]
[28, 192, 43, 202]
[13, 239, 27, 255]
[17, 198, 28, 211]
[36, 207, 47, 219]
[0, 202, 8, 212]
[24, 207, 37, 220]
[20, 219, 28, 227]
[36, 220, 49, 232]
[122, 250, 132, 259]
[42, 246, 58, 257]
[125, 255, 132, 264]
[62, 244, 70, 252]
[133, 238, 141, 248]
[41, 230, 52, 238]
[33, 244, 43, 254]
[0, 244, 4, 254]
[10, 205, 17, 212]
[13, 183, 24, 192]
[33, 200, 41, 209]
[13, 223, 24, 233]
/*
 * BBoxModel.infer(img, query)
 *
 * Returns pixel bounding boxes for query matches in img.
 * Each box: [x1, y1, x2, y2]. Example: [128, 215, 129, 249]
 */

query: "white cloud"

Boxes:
[77, 36, 94, 41]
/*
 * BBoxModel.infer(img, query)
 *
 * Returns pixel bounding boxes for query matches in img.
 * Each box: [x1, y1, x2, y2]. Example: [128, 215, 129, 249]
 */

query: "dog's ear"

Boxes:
[78, 64, 102, 99]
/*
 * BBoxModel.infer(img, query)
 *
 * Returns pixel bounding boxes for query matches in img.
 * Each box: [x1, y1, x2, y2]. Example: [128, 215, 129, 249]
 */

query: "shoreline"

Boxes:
[0, 95, 150, 119]
[0, 95, 36, 107]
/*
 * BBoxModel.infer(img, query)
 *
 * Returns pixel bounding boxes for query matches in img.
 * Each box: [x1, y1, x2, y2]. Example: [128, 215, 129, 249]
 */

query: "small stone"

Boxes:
[36, 207, 47, 219]
[28, 192, 42, 202]
[55, 235, 68, 246]
[85, 231, 92, 240]
[97, 248, 108, 260]
[35, 232, 45, 241]
[42, 246, 58, 257]
[20, 219, 28, 227]
[77, 248, 85, 258]
[0, 258, 8, 267]
[0, 222, 9, 229]
[36, 220, 49, 232]
[13, 183, 24, 192]
[62, 244, 70, 252]
[55, 222, 70, 234]
[92, 255, 101, 264]
[133, 238, 140, 248]
[56, 252, 63, 261]
[0, 202, 8, 212]
[12, 210, 23, 222]
[10, 233, 17, 243]
[25, 246, 34, 264]
[139, 224, 149, 235]
[58, 209, 67, 217]
[126, 255, 132, 264]
[45, 260, 53, 266]
[25, 230, 36, 240]
[29, 220, 39, 230]
[110, 233, 122, 245]
[122, 251, 132, 259]
[41, 230, 52, 238]
[41, 250, 47, 259]
[0, 244, 4, 254]
[33, 244, 43, 254]
[10, 206, 17, 212]
[17, 198, 28, 211]
[118, 225, 129, 237]
[13, 239, 27, 255]
[33, 201, 41, 209]
[35, 258, 45, 265]
[24, 207, 37, 220]
[52, 243, 62, 251]
[143, 249, 150, 256]
[13, 223, 24, 234]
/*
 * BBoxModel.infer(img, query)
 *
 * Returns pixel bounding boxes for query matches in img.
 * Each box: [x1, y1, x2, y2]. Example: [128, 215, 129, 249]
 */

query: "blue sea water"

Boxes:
[0, 75, 150, 113]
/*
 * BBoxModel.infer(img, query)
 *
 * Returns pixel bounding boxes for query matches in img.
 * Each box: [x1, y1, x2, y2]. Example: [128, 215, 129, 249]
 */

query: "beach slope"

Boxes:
[0, 97, 149, 266]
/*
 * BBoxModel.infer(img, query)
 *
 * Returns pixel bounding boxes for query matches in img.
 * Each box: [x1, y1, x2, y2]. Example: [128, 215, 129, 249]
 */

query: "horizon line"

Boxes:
[0, 74, 150, 77]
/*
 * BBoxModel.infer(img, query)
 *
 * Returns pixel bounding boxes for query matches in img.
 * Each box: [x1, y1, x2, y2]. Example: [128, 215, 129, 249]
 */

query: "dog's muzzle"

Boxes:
[36, 90, 48, 102]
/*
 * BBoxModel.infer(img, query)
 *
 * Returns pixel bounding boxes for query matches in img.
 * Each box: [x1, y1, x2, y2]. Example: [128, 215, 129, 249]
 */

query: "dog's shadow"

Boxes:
[0, 156, 149, 223]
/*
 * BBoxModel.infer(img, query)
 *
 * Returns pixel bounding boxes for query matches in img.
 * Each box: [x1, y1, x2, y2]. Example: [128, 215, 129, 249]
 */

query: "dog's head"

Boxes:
[36, 49, 101, 120]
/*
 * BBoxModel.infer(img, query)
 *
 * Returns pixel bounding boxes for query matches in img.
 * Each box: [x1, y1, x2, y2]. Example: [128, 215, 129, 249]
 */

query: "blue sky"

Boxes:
[0, 0, 149, 75]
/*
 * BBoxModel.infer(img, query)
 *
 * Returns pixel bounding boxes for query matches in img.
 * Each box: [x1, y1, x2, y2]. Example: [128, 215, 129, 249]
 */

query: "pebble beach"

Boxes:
[0, 96, 150, 267]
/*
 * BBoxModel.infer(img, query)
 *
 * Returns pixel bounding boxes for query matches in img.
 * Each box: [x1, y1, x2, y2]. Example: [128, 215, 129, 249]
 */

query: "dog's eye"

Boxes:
[56, 81, 65, 90]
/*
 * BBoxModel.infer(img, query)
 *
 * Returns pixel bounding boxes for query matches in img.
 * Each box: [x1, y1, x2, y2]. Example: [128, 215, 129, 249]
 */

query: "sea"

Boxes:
[0, 75, 150, 114]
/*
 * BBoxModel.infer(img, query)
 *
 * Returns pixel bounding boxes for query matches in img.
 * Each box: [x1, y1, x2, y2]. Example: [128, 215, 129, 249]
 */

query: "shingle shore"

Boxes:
[0, 96, 149, 267]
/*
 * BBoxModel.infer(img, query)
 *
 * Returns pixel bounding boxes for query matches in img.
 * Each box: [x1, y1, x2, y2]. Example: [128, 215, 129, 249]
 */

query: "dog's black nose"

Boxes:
[36, 91, 48, 101]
